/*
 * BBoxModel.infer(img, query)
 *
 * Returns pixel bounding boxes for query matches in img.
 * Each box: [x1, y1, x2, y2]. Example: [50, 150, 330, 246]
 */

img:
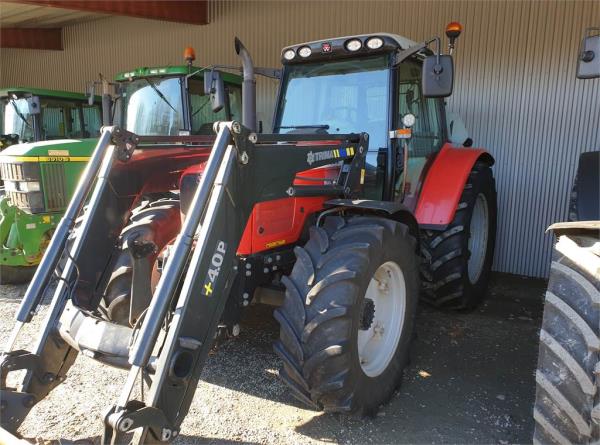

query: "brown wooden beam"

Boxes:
[0, 27, 62, 50]
[16, 1, 209, 25]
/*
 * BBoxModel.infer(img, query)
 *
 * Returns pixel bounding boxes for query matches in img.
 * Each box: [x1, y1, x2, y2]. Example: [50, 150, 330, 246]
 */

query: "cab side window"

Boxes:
[396, 60, 445, 204]
[397, 60, 444, 157]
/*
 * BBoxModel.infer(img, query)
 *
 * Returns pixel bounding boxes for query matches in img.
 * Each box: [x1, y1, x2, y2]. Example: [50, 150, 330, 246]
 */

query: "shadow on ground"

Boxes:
[197, 272, 546, 444]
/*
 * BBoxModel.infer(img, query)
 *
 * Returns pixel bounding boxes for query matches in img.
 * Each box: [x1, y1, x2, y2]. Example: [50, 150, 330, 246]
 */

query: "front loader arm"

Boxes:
[105, 123, 368, 443]
[0, 122, 367, 444]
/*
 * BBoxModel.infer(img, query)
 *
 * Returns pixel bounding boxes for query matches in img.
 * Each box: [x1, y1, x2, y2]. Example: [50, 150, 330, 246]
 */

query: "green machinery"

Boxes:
[0, 67, 242, 283]
[0, 87, 101, 150]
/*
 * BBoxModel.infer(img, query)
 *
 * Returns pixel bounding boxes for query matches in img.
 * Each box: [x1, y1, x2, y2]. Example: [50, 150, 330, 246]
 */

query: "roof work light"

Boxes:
[445, 22, 463, 54]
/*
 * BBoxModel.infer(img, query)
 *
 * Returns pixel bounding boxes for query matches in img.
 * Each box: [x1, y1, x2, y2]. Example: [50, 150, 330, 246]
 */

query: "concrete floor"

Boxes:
[0, 273, 546, 444]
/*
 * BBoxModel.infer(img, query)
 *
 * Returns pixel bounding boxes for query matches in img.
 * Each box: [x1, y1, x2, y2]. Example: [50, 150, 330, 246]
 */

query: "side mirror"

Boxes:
[577, 28, 600, 79]
[86, 83, 95, 106]
[422, 55, 454, 97]
[26, 96, 41, 114]
[203, 70, 226, 113]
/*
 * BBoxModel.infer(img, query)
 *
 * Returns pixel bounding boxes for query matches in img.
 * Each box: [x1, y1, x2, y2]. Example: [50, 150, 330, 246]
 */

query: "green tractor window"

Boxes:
[3, 98, 35, 142]
[120, 77, 185, 136]
[188, 80, 242, 135]
[41, 100, 102, 140]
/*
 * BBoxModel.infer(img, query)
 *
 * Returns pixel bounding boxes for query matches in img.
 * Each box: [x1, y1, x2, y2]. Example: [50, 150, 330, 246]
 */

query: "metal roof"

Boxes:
[0, 87, 98, 101]
[0, 2, 105, 28]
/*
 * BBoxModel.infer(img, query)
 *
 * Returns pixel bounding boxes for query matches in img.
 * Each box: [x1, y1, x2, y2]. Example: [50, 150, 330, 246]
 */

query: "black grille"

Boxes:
[0, 161, 41, 181]
[42, 163, 67, 211]
[6, 190, 44, 213]
[0, 162, 25, 181]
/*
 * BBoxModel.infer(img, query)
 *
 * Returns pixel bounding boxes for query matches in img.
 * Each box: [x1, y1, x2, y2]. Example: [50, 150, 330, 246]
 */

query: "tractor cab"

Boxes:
[274, 29, 459, 207]
[0, 87, 102, 150]
[110, 64, 242, 137]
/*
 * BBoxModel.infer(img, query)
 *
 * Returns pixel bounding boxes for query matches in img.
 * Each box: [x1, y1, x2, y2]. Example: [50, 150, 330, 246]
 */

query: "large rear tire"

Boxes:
[274, 216, 419, 415]
[533, 233, 599, 444]
[420, 161, 497, 309]
[103, 199, 181, 325]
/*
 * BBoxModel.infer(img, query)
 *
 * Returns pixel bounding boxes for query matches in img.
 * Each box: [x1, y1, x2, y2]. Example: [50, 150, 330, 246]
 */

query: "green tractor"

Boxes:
[0, 87, 101, 150]
[0, 88, 102, 283]
[0, 61, 242, 284]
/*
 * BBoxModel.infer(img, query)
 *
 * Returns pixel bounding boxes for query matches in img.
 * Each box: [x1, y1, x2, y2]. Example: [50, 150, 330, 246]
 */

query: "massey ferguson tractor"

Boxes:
[0, 23, 497, 443]
[533, 27, 600, 445]
[0, 53, 242, 285]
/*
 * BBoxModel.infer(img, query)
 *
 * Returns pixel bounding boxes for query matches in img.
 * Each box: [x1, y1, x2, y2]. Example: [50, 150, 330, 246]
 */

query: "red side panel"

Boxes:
[415, 143, 493, 227]
[237, 165, 339, 255]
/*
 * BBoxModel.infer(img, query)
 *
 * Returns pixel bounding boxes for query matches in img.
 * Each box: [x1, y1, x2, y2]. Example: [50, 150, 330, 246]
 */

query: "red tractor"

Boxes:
[1, 23, 496, 443]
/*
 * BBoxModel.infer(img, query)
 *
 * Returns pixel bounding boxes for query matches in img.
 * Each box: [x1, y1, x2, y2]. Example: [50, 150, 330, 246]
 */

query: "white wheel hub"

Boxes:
[357, 261, 407, 378]
[467, 193, 489, 284]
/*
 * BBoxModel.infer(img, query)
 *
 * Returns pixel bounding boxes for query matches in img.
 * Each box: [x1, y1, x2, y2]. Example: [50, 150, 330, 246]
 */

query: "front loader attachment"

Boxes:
[0, 121, 367, 443]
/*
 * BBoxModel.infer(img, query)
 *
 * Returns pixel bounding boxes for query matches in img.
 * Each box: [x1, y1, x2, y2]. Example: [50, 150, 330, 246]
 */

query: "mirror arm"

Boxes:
[393, 37, 441, 67]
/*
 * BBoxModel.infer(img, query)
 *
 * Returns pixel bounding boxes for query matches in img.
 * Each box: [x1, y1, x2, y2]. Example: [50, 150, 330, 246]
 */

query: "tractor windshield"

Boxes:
[2, 98, 35, 142]
[275, 55, 390, 147]
[119, 76, 185, 136]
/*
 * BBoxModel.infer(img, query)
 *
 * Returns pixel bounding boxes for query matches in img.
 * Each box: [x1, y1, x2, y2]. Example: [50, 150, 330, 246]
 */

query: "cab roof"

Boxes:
[0, 87, 97, 102]
[286, 33, 417, 52]
[115, 65, 243, 85]
[281, 32, 419, 64]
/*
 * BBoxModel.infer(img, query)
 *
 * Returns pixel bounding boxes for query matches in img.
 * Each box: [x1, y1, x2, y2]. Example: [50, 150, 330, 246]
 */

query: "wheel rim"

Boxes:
[467, 193, 489, 284]
[357, 261, 407, 378]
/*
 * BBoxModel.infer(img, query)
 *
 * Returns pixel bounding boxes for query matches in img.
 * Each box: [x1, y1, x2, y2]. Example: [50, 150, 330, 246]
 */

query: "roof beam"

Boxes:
[0, 27, 62, 50]
[15, 1, 209, 25]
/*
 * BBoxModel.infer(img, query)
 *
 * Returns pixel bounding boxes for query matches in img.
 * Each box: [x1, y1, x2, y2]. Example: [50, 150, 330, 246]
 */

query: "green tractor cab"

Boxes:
[0, 87, 102, 150]
[0, 67, 242, 284]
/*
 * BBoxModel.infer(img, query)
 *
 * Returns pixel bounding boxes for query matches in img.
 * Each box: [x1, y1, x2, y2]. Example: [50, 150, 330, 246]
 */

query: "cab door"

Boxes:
[393, 58, 446, 210]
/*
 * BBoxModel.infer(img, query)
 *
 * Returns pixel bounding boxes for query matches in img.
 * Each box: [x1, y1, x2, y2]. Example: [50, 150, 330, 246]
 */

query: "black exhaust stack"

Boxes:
[234, 37, 256, 132]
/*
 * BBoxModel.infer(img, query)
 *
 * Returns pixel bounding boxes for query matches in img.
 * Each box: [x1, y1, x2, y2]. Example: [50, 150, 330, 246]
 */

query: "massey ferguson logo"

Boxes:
[307, 150, 335, 165]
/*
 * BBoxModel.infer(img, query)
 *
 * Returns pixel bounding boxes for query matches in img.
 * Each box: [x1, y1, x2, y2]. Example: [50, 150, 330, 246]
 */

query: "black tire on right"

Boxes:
[274, 215, 419, 415]
[533, 233, 600, 444]
[420, 161, 497, 309]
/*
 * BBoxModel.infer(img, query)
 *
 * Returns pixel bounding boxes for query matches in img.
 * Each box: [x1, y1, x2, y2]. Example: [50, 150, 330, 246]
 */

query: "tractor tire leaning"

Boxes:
[533, 233, 600, 444]
[103, 199, 181, 326]
[420, 161, 497, 309]
[274, 216, 419, 415]
[0, 265, 35, 285]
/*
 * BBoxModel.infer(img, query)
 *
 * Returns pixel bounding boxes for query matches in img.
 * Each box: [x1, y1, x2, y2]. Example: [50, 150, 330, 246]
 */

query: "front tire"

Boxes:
[533, 233, 599, 444]
[274, 216, 419, 415]
[103, 199, 181, 325]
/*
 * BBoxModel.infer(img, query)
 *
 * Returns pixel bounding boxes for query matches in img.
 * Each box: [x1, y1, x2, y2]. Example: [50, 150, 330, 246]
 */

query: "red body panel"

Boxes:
[179, 163, 339, 256]
[415, 143, 493, 227]
[237, 165, 338, 255]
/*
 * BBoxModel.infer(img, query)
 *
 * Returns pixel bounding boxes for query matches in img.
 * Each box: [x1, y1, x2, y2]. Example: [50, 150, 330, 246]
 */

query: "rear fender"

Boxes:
[415, 143, 494, 229]
[326, 198, 419, 240]
[569, 151, 599, 221]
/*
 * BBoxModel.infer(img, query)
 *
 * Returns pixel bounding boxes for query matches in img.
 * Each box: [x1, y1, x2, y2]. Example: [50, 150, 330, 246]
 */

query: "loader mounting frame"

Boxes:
[1, 122, 368, 444]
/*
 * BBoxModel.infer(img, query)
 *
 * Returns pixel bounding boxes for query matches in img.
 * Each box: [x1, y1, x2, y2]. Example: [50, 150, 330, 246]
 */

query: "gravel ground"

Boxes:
[0, 273, 545, 444]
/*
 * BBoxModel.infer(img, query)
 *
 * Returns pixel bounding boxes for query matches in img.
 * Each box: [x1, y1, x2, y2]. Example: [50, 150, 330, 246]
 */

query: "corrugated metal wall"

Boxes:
[1, 1, 599, 277]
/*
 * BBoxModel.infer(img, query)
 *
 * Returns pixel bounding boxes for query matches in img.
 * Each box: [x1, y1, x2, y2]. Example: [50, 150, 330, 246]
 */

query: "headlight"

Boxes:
[366, 37, 384, 49]
[298, 46, 312, 58]
[345, 39, 362, 51]
[283, 49, 296, 60]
